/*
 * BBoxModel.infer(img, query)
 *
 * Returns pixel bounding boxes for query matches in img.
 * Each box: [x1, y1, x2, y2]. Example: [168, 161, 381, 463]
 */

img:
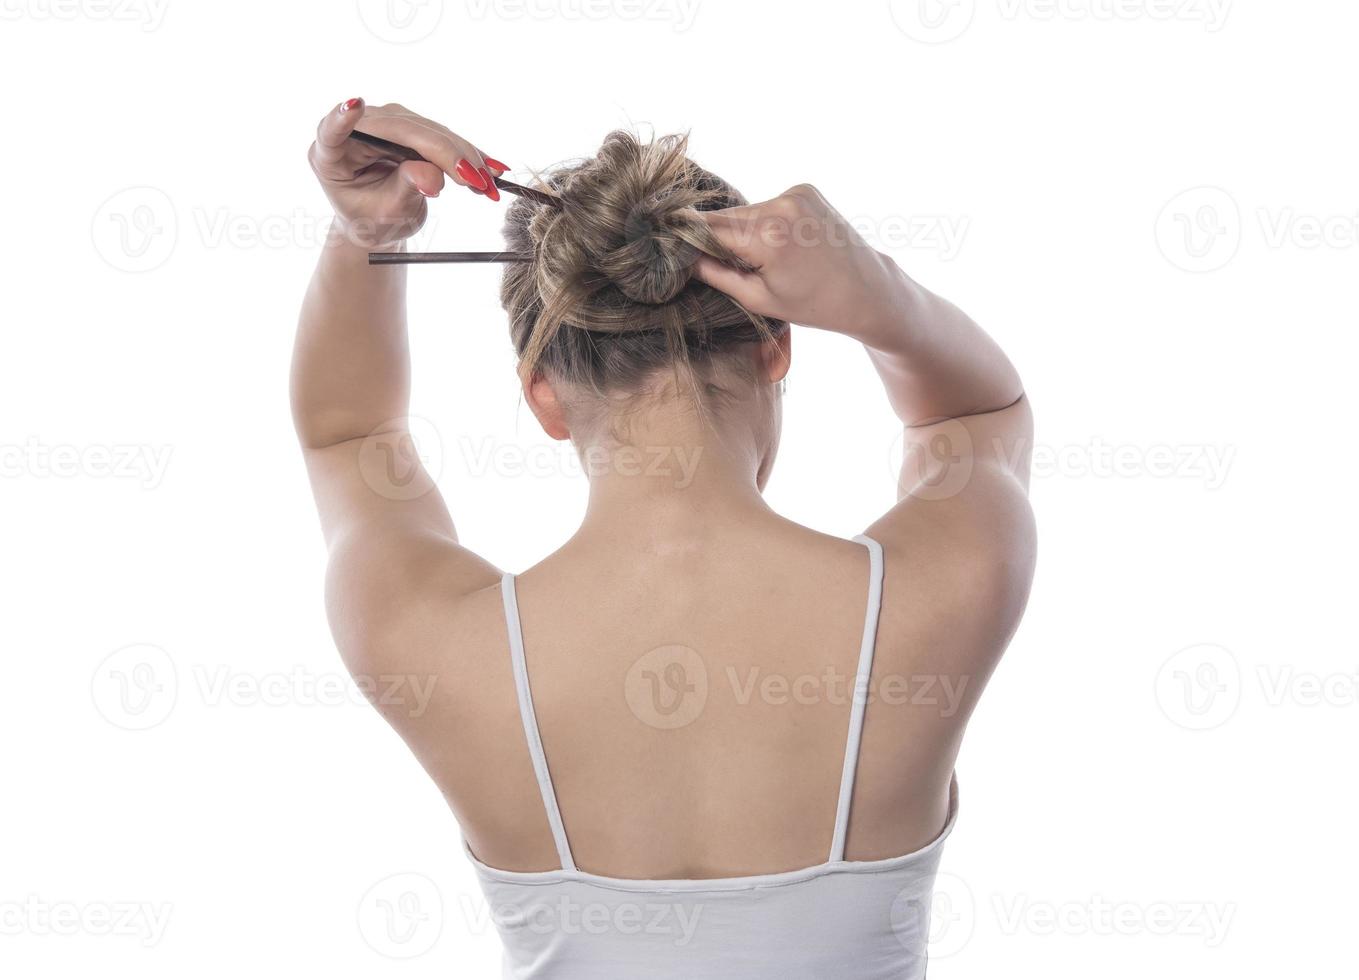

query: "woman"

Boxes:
[294, 99, 1035, 978]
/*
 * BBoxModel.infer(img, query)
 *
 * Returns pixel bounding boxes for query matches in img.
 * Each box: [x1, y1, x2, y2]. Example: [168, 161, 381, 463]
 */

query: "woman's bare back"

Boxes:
[357, 498, 1030, 880]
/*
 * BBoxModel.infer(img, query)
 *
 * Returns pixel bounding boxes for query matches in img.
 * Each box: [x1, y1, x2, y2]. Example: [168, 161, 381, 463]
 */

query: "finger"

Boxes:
[397, 160, 445, 199]
[477, 151, 509, 202]
[701, 207, 772, 262]
[387, 109, 491, 177]
[706, 201, 767, 224]
[360, 107, 500, 203]
[479, 161, 500, 202]
[693, 254, 767, 309]
[309, 98, 370, 183]
[313, 97, 365, 167]
[469, 146, 500, 202]
[455, 159, 491, 196]
[361, 109, 491, 195]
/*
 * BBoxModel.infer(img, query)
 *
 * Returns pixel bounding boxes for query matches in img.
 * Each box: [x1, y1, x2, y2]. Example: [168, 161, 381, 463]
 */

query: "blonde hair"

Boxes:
[500, 131, 786, 398]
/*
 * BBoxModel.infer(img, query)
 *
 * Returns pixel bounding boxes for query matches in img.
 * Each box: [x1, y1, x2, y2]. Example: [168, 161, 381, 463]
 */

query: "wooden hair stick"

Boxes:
[368, 251, 529, 265]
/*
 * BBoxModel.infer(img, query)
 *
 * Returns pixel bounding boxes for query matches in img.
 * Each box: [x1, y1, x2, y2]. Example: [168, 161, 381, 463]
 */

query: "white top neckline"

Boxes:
[463, 774, 957, 894]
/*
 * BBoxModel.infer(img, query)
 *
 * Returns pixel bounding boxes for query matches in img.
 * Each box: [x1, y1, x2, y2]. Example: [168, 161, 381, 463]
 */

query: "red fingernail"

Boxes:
[481, 169, 500, 202]
[455, 159, 488, 190]
[340, 98, 361, 113]
[483, 156, 509, 174]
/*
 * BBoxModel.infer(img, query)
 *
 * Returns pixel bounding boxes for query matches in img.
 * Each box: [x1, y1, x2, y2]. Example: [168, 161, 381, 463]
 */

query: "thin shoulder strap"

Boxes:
[500, 573, 576, 872]
[829, 534, 886, 862]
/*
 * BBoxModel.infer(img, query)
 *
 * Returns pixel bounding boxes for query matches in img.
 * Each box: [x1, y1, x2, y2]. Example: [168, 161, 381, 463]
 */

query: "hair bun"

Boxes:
[503, 130, 786, 386]
[594, 202, 699, 305]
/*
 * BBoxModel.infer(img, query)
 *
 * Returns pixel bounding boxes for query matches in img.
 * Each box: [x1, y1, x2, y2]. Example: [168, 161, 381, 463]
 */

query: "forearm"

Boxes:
[291, 227, 411, 449]
[858, 259, 1024, 427]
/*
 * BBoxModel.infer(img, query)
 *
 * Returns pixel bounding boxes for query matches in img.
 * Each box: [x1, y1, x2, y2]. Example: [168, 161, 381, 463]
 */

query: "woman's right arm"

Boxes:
[695, 182, 1032, 496]
[696, 183, 1036, 719]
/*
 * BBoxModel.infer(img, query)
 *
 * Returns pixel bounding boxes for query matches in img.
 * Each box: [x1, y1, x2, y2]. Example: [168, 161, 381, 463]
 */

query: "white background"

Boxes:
[2, 1, 1355, 976]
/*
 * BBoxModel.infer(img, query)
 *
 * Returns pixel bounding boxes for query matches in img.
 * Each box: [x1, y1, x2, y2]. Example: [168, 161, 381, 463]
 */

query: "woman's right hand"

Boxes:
[694, 184, 907, 345]
[307, 98, 509, 247]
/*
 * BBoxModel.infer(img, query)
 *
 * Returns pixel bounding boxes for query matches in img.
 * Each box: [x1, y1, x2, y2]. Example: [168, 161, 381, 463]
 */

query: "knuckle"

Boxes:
[774, 186, 817, 216]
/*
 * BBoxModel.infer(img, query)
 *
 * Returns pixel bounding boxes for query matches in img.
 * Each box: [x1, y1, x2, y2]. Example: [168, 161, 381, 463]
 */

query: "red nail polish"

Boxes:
[483, 156, 509, 174]
[481, 169, 500, 202]
[455, 159, 488, 190]
[340, 98, 361, 113]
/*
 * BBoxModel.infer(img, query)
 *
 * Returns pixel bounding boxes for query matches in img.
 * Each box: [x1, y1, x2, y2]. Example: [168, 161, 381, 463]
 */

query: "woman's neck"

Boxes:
[573, 414, 774, 543]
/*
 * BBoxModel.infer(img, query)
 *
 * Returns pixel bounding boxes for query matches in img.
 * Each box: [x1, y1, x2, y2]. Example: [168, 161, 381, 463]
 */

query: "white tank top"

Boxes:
[466, 534, 958, 978]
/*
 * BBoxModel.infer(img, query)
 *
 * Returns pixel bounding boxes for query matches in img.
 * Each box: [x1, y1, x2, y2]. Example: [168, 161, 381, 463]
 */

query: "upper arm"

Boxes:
[891, 393, 1033, 504]
[866, 395, 1037, 715]
[302, 427, 501, 676]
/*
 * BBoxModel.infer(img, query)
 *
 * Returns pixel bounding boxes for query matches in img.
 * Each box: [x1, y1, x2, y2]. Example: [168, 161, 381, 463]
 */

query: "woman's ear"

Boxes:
[522, 370, 572, 441]
[759, 329, 793, 385]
